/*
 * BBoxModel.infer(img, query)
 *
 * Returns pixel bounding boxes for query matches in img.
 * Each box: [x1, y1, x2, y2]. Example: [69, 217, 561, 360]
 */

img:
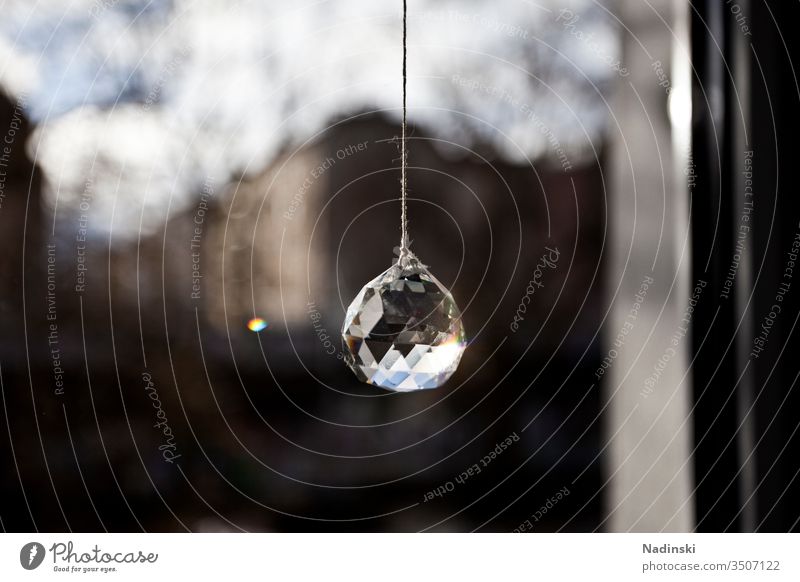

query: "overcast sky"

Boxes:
[0, 0, 618, 239]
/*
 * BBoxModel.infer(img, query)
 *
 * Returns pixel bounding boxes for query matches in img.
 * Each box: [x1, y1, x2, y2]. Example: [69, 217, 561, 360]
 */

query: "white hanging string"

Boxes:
[399, 0, 409, 256]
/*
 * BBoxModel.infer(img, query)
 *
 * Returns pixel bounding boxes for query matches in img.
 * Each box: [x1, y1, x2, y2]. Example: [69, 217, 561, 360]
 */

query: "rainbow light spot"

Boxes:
[247, 318, 268, 332]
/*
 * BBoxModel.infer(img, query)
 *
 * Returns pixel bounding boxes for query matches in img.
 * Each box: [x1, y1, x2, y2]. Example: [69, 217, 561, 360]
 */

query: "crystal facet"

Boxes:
[341, 252, 466, 392]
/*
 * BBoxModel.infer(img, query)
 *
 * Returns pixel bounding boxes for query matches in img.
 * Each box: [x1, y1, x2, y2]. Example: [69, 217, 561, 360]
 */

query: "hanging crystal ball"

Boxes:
[341, 250, 466, 392]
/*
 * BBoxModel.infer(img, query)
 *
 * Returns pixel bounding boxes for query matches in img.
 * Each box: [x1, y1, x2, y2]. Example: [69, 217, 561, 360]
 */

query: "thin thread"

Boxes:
[400, 0, 409, 253]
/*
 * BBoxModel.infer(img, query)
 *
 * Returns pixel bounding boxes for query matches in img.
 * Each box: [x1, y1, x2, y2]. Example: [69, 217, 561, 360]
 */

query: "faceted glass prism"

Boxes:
[341, 252, 466, 392]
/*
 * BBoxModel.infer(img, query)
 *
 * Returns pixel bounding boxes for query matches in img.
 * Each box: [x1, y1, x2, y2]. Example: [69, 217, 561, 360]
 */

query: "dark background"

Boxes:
[0, 98, 606, 531]
[2, 0, 800, 533]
